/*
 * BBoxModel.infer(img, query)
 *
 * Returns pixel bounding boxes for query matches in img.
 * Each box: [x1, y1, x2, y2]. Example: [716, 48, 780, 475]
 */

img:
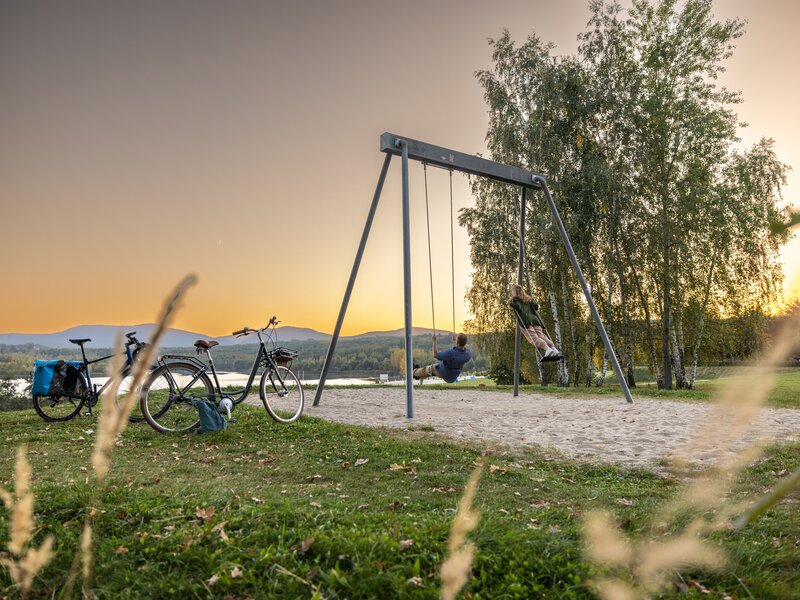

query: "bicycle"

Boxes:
[140, 317, 304, 433]
[31, 332, 149, 423]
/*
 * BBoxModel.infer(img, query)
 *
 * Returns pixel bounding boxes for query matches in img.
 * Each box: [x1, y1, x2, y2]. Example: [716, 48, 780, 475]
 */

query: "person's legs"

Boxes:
[532, 326, 557, 349]
[413, 363, 439, 380]
[525, 327, 553, 351]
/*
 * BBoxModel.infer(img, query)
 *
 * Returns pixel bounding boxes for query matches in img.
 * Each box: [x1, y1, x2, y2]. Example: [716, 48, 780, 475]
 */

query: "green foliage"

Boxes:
[465, 0, 791, 391]
[0, 378, 28, 412]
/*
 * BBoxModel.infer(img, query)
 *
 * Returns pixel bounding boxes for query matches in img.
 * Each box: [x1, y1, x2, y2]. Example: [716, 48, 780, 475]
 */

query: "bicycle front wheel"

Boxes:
[141, 362, 211, 433]
[260, 365, 304, 423]
[116, 367, 145, 423]
[33, 373, 88, 422]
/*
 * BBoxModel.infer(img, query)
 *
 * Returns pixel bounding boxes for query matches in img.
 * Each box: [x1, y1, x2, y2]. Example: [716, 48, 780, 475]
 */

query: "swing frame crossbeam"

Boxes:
[313, 132, 633, 416]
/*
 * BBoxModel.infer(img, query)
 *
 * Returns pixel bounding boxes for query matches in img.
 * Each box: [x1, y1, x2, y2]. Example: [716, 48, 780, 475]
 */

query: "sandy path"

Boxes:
[279, 388, 800, 470]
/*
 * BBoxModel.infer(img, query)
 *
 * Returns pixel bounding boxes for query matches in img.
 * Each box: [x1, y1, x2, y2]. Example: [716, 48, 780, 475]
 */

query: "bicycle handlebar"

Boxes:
[232, 327, 249, 337]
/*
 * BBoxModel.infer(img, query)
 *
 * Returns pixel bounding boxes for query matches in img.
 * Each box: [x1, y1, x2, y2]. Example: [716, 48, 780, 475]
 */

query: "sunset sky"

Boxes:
[1, 0, 798, 337]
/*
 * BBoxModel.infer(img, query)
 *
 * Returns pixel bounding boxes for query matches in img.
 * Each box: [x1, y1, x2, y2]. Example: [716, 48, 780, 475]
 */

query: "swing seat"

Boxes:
[539, 353, 563, 363]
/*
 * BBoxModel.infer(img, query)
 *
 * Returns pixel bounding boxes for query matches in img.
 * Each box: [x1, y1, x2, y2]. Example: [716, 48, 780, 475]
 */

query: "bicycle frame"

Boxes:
[159, 329, 287, 405]
[66, 342, 142, 401]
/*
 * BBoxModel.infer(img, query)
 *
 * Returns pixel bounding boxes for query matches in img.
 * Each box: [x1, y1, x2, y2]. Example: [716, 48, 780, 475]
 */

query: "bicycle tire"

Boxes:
[32, 372, 88, 422]
[115, 366, 147, 423]
[140, 362, 212, 434]
[260, 365, 304, 423]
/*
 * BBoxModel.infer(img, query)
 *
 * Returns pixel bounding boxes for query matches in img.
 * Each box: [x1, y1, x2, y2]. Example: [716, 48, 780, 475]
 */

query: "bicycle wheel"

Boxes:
[116, 367, 146, 423]
[33, 373, 88, 422]
[260, 365, 304, 423]
[140, 362, 211, 433]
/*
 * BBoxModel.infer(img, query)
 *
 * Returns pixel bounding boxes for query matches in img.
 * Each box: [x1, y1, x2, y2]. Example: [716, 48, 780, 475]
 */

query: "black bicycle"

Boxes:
[140, 317, 304, 433]
[32, 332, 149, 423]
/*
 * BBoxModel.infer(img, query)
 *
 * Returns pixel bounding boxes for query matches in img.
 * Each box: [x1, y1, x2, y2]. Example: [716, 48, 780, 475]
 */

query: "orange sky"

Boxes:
[1, 0, 797, 336]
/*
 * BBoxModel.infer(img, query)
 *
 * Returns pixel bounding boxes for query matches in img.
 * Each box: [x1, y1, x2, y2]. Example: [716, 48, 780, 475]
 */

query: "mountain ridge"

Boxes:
[0, 324, 440, 348]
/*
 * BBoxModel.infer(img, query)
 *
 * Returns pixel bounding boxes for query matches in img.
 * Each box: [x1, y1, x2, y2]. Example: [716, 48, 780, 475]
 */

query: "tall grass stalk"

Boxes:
[440, 460, 483, 600]
[0, 446, 54, 597]
[70, 274, 196, 597]
[583, 304, 800, 599]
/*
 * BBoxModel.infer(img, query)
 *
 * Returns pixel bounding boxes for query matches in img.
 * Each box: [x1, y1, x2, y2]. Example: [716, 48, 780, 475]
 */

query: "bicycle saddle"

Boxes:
[69, 338, 91, 345]
[193, 340, 219, 350]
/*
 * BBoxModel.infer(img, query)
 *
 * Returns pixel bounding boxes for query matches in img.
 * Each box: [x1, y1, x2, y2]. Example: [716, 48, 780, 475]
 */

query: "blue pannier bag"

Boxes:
[32, 360, 83, 397]
[191, 399, 227, 433]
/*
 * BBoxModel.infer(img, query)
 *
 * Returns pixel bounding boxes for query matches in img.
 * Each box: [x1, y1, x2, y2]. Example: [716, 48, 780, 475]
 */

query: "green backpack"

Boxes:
[192, 399, 227, 433]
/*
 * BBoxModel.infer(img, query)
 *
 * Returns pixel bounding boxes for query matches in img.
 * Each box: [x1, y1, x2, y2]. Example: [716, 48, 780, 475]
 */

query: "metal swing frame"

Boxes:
[312, 133, 634, 417]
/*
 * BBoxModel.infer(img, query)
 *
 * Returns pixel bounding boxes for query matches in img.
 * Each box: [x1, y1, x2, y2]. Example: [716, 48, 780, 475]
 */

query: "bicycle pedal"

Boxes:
[227, 418, 237, 424]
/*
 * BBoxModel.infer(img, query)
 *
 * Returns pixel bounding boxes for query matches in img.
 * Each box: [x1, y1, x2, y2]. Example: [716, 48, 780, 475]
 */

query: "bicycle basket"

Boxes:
[270, 347, 298, 367]
[32, 360, 82, 397]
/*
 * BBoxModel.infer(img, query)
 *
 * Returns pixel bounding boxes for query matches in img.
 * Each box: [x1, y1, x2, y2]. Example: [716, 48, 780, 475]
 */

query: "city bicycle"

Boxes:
[32, 332, 149, 423]
[140, 317, 303, 433]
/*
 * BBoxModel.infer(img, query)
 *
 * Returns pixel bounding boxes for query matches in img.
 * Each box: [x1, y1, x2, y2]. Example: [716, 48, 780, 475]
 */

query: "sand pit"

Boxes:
[290, 388, 800, 470]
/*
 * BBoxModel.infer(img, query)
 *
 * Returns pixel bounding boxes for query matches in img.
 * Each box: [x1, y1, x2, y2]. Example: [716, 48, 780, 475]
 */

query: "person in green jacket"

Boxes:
[509, 284, 563, 361]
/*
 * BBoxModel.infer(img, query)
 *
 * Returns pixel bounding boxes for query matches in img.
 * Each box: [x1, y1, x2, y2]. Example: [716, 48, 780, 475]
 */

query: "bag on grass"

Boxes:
[32, 360, 82, 397]
[192, 399, 227, 434]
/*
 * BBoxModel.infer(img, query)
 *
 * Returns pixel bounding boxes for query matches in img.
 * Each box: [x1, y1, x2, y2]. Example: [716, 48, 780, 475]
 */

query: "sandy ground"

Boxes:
[285, 388, 800, 470]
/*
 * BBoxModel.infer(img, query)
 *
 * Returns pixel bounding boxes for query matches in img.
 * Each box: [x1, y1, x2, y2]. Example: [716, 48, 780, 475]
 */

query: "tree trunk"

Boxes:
[547, 271, 568, 387]
[595, 276, 613, 387]
[619, 271, 636, 388]
[628, 255, 662, 386]
[559, 260, 577, 387]
[542, 239, 567, 386]
[661, 220, 673, 389]
[689, 247, 718, 388]
[672, 275, 687, 388]
[586, 327, 596, 387]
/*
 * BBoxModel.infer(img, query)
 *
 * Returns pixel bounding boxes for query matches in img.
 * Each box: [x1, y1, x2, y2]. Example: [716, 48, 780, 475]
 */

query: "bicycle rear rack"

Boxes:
[159, 354, 207, 371]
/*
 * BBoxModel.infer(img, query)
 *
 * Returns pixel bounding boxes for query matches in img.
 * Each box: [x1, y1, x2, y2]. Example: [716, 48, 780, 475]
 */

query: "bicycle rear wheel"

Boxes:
[33, 373, 88, 422]
[260, 365, 304, 423]
[140, 362, 211, 433]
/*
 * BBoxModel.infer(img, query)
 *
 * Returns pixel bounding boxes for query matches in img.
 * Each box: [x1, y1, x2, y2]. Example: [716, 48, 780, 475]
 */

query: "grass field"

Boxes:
[1, 402, 798, 598]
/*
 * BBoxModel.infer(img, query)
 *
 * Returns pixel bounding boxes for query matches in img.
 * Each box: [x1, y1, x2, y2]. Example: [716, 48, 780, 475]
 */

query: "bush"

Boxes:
[0, 378, 30, 411]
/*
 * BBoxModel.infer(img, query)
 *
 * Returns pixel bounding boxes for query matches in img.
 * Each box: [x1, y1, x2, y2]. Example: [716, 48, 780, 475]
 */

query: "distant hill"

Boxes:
[0, 324, 440, 349]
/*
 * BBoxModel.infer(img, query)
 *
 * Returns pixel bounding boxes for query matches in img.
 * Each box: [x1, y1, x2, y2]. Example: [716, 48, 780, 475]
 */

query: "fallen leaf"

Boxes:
[341, 461, 351, 470]
[205, 574, 220, 586]
[489, 464, 507, 474]
[354, 458, 369, 466]
[407, 576, 423, 586]
[231, 566, 243, 578]
[389, 463, 405, 471]
[301, 536, 315, 553]
[115, 546, 128, 555]
[399, 539, 415, 550]
[616, 498, 635, 506]
[310, 500, 322, 508]
[195, 506, 216, 521]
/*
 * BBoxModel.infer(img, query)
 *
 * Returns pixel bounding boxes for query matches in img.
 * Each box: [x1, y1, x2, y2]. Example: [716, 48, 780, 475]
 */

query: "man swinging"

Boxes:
[509, 284, 563, 362]
[413, 333, 472, 382]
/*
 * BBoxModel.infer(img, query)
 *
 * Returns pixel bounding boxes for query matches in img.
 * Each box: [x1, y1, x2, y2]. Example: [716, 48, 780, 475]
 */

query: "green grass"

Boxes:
[1, 406, 799, 598]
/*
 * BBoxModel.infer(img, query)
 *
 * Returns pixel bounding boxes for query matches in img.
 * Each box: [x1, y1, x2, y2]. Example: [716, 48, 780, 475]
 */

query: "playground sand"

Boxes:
[285, 388, 800, 470]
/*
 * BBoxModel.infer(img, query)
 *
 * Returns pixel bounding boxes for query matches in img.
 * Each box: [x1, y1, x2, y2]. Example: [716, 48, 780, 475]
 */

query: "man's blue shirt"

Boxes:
[436, 346, 471, 383]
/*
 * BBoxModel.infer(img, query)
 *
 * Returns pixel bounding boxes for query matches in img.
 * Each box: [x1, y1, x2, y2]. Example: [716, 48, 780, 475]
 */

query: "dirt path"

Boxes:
[273, 388, 800, 470]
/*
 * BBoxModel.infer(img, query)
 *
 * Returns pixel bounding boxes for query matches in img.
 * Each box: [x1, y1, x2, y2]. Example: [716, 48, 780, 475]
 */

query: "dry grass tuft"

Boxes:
[440, 460, 484, 600]
[77, 274, 196, 596]
[0, 446, 55, 597]
[91, 274, 197, 481]
[583, 303, 800, 598]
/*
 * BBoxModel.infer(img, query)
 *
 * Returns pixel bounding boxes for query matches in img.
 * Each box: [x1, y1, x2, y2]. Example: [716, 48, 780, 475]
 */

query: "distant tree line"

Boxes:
[0, 335, 491, 380]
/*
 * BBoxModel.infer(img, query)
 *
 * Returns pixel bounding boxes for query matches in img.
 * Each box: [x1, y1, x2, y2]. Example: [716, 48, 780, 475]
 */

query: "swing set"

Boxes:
[313, 133, 634, 417]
